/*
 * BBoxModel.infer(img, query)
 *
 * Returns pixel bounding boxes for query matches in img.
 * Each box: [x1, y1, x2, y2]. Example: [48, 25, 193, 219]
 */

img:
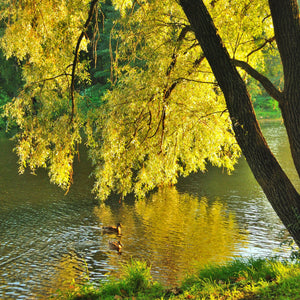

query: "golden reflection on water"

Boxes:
[47, 251, 87, 296]
[93, 186, 248, 285]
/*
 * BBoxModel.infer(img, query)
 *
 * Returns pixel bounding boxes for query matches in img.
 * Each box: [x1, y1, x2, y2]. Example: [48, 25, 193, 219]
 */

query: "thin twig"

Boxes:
[246, 36, 275, 58]
[27, 73, 72, 87]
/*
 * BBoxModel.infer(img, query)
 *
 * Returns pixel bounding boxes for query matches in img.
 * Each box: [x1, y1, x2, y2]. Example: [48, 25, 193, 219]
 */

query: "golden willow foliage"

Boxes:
[88, 0, 272, 200]
[1, 0, 274, 199]
[1, 0, 90, 189]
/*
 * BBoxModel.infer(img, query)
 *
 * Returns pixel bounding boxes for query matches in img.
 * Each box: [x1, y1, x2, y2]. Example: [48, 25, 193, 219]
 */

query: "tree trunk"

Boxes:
[179, 0, 300, 246]
[268, 0, 300, 178]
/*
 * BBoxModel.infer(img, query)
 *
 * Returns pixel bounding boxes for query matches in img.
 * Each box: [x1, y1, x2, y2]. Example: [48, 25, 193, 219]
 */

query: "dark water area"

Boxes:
[0, 121, 299, 299]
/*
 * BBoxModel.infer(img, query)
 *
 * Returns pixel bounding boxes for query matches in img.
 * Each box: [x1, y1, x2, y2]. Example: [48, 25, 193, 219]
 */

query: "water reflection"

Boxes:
[0, 121, 298, 298]
[94, 188, 247, 284]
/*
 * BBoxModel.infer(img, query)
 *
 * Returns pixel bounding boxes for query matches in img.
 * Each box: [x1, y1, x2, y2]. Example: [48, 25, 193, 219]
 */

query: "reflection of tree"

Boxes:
[134, 188, 247, 282]
[47, 251, 88, 296]
[93, 187, 247, 285]
[93, 203, 138, 239]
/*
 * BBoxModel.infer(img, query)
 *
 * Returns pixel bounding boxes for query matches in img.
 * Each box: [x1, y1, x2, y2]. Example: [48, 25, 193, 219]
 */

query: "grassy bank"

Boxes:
[56, 258, 300, 300]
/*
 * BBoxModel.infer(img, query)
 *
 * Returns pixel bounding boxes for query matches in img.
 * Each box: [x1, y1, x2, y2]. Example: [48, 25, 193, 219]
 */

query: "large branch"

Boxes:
[233, 59, 283, 102]
[166, 25, 192, 76]
[70, 0, 99, 122]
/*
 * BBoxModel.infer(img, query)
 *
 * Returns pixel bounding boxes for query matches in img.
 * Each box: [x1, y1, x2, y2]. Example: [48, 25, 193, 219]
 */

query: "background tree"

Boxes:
[82, 0, 119, 109]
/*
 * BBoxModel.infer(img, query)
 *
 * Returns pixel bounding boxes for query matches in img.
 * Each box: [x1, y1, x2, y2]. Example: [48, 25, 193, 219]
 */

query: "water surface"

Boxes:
[0, 121, 298, 298]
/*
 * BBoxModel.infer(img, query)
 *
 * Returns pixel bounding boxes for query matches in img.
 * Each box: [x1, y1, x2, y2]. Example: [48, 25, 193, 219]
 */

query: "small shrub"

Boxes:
[122, 259, 153, 292]
[63, 259, 163, 299]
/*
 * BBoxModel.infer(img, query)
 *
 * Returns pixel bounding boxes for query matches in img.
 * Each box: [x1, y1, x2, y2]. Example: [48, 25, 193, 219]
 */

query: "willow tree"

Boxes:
[1, 1, 300, 245]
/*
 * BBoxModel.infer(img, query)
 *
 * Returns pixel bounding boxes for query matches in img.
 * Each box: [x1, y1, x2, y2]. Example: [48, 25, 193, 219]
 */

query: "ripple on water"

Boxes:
[0, 122, 298, 298]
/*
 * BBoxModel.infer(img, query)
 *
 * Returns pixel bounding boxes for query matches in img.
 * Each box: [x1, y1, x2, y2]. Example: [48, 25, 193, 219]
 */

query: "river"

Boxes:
[0, 121, 299, 299]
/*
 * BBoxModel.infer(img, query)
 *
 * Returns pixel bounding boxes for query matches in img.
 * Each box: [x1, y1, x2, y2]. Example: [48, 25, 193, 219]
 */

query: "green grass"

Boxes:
[56, 258, 300, 300]
[56, 260, 164, 300]
[179, 257, 300, 299]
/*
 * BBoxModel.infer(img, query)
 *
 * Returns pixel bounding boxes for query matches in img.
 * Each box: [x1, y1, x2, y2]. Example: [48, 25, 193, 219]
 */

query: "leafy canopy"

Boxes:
[0, 0, 276, 200]
[1, 0, 91, 189]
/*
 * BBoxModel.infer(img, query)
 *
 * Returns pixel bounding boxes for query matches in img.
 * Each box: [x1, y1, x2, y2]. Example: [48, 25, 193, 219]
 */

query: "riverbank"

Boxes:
[57, 257, 300, 299]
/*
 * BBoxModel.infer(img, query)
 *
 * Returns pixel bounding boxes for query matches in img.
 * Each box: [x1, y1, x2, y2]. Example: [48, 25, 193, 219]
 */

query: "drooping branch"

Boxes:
[27, 72, 72, 87]
[246, 36, 275, 58]
[166, 25, 192, 76]
[232, 59, 283, 102]
[175, 77, 216, 85]
[70, 0, 99, 122]
[125, 24, 204, 150]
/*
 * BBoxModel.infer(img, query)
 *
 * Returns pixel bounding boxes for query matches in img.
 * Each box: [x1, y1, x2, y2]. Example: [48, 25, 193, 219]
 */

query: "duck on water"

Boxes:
[102, 223, 122, 235]
[109, 240, 123, 252]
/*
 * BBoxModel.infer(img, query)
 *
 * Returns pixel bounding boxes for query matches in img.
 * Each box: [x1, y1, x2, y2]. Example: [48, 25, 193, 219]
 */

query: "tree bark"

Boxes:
[268, 0, 300, 178]
[179, 0, 300, 246]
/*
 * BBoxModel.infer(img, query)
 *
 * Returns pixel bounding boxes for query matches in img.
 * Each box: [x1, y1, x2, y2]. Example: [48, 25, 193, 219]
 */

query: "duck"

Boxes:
[102, 222, 122, 235]
[109, 240, 123, 252]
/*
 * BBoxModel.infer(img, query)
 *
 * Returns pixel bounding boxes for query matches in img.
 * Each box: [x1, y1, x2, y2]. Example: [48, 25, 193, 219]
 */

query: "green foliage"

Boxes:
[58, 259, 164, 300]
[58, 258, 300, 299]
[253, 95, 278, 111]
[0, 49, 23, 98]
[248, 50, 283, 119]
[0, 0, 91, 190]
[252, 95, 281, 119]
[180, 258, 300, 300]
[122, 259, 153, 292]
[79, 1, 120, 117]
[90, 0, 119, 86]
[0, 28, 23, 129]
